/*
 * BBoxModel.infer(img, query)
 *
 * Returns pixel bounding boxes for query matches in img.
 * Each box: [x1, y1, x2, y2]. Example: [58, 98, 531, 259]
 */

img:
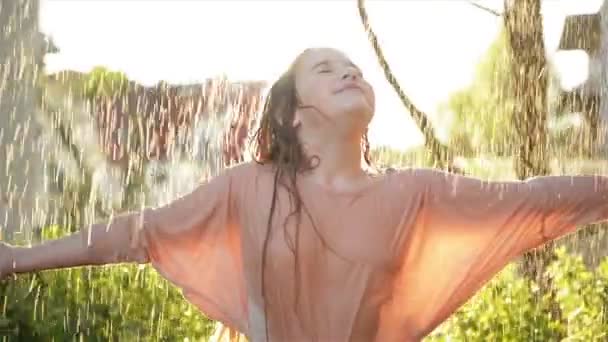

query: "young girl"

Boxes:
[2, 48, 608, 342]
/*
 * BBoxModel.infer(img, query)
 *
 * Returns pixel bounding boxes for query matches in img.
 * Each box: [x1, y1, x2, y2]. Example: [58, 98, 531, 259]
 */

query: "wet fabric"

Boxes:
[85, 163, 608, 341]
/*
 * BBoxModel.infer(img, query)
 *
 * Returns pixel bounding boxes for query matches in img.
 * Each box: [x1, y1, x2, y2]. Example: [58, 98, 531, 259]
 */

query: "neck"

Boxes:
[301, 132, 367, 184]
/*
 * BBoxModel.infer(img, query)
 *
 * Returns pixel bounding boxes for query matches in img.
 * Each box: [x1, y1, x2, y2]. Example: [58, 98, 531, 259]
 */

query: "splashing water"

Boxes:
[1, 0, 608, 341]
[0, 1, 263, 339]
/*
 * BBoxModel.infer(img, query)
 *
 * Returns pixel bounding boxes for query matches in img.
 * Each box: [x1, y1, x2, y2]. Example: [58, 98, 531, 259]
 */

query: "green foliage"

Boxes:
[5, 225, 607, 341]
[441, 27, 563, 157]
[427, 246, 608, 341]
[84, 67, 129, 100]
[441, 27, 516, 156]
[0, 225, 213, 341]
[547, 247, 608, 340]
[371, 146, 434, 169]
[2, 222, 608, 341]
[41, 67, 131, 104]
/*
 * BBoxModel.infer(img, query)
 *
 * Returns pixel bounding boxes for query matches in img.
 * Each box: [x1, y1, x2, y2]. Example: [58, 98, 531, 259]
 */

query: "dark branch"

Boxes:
[468, 1, 502, 16]
[356, 0, 463, 174]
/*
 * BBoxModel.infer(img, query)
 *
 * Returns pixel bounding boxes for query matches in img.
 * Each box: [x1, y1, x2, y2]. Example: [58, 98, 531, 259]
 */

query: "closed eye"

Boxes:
[312, 60, 332, 74]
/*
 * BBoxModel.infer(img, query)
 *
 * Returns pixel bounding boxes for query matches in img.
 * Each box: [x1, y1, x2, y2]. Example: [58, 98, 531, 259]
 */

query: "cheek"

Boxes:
[296, 80, 314, 103]
[364, 86, 375, 110]
[300, 82, 332, 108]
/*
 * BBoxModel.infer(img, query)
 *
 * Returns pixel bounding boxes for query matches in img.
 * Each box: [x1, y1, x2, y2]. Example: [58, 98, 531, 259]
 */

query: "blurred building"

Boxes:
[557, 0, 608, 151]
[82, 77, 264, 166]
[556, 0, 608, 266]
[43, 70, 265, 221]
[0, 0, 265, 239]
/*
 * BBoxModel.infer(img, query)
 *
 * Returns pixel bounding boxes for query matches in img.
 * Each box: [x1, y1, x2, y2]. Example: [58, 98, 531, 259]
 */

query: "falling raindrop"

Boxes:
[1, 0, 608, 340]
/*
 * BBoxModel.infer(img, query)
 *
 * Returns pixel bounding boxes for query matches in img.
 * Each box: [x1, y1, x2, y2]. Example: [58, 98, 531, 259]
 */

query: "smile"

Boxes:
[335, 84, 362, 94]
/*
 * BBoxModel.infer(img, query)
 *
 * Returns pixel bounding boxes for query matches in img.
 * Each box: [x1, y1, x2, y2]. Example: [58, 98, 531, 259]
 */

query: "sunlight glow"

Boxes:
[40, 0, 595, 150]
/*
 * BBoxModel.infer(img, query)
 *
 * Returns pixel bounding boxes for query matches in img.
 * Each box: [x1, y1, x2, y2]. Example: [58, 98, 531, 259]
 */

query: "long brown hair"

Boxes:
[250, 50, 373, 339]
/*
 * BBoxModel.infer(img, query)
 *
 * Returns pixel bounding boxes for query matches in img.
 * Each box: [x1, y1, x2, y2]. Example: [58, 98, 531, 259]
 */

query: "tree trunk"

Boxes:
[505, 0, 553, 279]
[504, 0, 563, 334]
[0, 0, 48, 241]
[505, 0, 550, 179]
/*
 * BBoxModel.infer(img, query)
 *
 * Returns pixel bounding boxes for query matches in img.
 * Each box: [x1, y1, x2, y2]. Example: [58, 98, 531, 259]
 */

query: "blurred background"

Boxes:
[1, 0, 608, 340]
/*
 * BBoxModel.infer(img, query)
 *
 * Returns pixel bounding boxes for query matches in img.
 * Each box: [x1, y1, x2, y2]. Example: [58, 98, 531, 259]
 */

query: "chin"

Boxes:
[345, 103, 374, 122]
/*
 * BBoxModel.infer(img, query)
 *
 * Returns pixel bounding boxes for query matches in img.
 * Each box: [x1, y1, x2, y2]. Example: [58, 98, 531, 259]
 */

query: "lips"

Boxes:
[335, 82, 363, 94]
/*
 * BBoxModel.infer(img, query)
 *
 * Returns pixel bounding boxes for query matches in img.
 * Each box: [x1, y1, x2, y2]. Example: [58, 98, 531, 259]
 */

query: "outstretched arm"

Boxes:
[423, 169, 608, 248]
[5, 211, 149, 276]
[2, 169, 233, 277]
[387, 168, 608, 336]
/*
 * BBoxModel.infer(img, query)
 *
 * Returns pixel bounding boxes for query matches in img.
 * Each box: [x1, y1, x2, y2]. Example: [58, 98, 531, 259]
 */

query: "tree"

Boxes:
[504, 0, 551, 180]
[442, 25, 565, 158]
[0, 0, 49, 241]
[441, 28, 517, 157]
[84, 66, 129, 100]
[501, 1, 568, 337]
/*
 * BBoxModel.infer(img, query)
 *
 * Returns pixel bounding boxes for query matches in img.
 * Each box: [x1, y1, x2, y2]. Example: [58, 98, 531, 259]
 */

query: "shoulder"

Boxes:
[384, 167, 448, 188]
[202, 161, 254, 179]
[210, 162, 273, 195]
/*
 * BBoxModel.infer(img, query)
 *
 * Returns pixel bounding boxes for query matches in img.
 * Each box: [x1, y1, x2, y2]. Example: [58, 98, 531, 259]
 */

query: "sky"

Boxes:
[39, 0, 602, 150]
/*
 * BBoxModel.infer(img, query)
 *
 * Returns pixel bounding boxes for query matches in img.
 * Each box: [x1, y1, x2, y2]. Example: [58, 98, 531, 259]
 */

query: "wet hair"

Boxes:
[250, 49, 372, 339]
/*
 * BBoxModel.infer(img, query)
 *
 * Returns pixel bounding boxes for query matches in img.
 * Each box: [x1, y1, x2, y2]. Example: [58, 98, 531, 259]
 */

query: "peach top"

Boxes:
[83, 162, 608, 341]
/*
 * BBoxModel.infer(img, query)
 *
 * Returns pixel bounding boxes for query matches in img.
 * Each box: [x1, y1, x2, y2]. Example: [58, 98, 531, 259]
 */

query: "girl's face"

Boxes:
[293, 48, 375, 133]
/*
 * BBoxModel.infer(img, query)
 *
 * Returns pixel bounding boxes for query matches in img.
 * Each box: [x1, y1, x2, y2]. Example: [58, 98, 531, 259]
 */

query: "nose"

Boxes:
[341, 66, 360, 80]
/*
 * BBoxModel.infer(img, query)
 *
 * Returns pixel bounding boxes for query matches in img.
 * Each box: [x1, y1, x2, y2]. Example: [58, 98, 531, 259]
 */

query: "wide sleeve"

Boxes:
[388, 168, 608, 336]
[84, 168, 248, 333]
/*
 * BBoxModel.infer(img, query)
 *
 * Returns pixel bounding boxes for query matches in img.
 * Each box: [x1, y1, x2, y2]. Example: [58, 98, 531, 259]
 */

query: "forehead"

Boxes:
[295, 48, 356, 72]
